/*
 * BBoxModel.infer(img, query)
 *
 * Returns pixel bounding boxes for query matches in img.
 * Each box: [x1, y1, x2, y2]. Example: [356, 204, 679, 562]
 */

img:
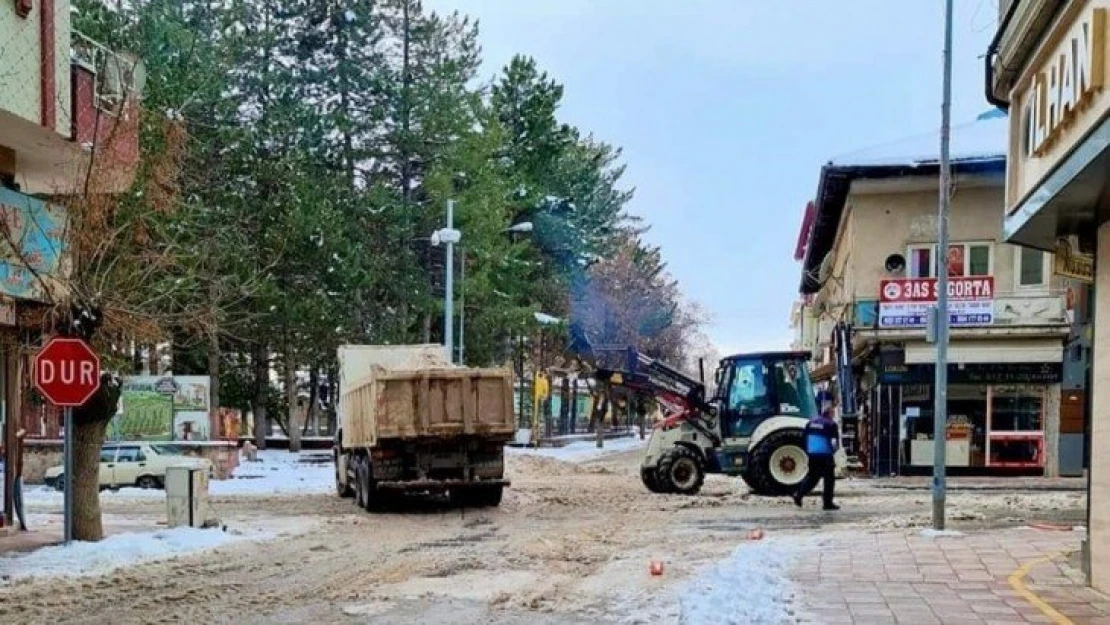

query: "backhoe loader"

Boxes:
[594, 349, 846, 496]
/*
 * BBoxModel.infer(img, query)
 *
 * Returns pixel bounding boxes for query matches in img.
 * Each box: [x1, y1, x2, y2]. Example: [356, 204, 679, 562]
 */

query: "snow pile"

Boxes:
[0, 526, 264, 582]
[506, 436, 647, 463]
[212, 450, 333, 496]
[830, 111, 1007, 168]
[23, 450, 335, 503]
[676, 539, 804, 625]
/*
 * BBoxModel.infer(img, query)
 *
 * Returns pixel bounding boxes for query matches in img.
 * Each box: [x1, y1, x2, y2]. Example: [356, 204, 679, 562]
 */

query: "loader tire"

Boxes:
[655, 446, 704, 495]
[743, 430, 811, 497]
[641, 466, 667, 493]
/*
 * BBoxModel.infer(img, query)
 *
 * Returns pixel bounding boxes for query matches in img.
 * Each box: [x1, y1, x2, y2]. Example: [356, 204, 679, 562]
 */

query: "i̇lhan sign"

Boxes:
[1022, 8, 1106, 159]
[878, 277, 995, 329]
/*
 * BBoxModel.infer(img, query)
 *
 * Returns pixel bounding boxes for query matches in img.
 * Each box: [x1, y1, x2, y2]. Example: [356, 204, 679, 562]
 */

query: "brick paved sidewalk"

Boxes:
[792, 527, 1110, 624]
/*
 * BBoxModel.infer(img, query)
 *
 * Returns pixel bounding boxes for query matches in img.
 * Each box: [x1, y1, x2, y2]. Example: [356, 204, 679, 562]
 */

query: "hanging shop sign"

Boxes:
[1055, 239, 1095, 283]
[878, 277, 994, 329]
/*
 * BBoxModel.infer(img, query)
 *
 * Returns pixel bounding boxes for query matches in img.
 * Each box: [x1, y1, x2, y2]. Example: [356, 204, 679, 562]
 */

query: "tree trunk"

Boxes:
[304, 367, 319, 436]
[208, 331, 220, 417]
[251, 342, 268, 450]
[71, 377, 122, 541]
[72, 417, 109, 541]
[558, 376, 570, 435]
[285, 345, 300, 453]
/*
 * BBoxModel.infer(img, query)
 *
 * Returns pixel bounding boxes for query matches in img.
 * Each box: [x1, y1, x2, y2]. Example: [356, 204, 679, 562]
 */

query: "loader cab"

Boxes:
[715, 352, 817, 439]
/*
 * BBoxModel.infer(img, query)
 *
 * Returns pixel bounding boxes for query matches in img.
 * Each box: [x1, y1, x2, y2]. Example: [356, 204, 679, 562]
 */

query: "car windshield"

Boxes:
[149, 444, 186, 456]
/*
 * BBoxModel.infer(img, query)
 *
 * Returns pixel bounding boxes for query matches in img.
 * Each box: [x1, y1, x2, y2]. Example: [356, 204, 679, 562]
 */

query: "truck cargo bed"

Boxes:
[341, 367, 515, 448]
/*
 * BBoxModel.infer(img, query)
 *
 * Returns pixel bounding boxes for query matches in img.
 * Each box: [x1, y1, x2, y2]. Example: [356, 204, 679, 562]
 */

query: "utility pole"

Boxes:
[933, 0, 954, 531]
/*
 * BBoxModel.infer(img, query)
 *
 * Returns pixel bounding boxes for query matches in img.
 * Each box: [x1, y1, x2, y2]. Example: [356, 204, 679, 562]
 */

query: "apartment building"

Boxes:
[0, 0, 141, 530]
[985, 0, 1108, 591]
[792, 111, 1087, 480]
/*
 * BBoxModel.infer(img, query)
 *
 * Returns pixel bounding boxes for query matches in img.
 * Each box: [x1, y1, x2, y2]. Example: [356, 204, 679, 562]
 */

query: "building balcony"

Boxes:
[0, 25, 140, 195]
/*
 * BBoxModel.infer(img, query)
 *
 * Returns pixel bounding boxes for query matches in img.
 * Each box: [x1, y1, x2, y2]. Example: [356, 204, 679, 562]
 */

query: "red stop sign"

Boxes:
[34, 337, 102, 407]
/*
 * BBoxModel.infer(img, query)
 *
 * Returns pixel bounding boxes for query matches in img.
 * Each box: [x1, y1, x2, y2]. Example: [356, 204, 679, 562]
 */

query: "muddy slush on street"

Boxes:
[0, 446, 1086, 624]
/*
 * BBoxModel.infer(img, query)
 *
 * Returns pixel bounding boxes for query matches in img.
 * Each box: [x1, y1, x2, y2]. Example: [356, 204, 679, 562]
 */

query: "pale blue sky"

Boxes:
[427, 0, 999, 355]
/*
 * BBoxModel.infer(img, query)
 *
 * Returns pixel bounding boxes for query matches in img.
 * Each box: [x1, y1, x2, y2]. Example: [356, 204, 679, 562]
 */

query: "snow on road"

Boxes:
[507, 435, 647, 463]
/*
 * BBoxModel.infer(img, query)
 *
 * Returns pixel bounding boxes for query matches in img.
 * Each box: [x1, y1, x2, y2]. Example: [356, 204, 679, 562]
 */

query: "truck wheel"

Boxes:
[477, 485, 503, 507]
[354, 459, 368, 509]
[641, 466, 667, 493]
[743, 430, 811, 496]
[335, 454, 354, 498]
[654, 446, 704, 495]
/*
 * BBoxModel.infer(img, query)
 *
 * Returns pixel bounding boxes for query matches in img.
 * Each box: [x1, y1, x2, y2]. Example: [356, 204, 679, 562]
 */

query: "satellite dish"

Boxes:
[884, 254, 906, 275]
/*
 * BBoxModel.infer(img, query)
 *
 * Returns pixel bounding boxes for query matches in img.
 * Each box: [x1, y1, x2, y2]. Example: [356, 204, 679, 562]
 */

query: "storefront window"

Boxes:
[990, 385, 1044, 431]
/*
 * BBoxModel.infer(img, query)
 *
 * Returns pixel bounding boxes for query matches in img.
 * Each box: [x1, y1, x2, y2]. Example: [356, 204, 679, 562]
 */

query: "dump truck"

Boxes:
[333, 344, 515, 511]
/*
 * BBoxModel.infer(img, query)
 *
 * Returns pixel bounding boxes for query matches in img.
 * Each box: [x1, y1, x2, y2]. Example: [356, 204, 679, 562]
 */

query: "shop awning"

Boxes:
[904, 339, 1063, 365]
[1004, 116, 1110, 252]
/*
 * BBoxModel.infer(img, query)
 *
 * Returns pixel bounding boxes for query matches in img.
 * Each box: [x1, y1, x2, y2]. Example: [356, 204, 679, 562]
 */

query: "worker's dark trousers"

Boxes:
[796, 455, 835, 506]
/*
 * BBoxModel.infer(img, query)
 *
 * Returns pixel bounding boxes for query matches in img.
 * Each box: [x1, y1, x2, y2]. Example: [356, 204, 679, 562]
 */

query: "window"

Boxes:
[116, 447, 144, 462]
[990, 385, 1045, 432]
[151, 444, 185, 456]
[99, 448, 116, 463]
[726, 361, 773, 416]
[908, 245, 934, 278]
[1017, 246, 1048, 288]
[907, 243, 992, 278]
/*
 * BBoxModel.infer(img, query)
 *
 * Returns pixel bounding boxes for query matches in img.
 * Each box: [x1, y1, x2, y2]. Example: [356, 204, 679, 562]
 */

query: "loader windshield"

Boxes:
[721, 355, 817, 426]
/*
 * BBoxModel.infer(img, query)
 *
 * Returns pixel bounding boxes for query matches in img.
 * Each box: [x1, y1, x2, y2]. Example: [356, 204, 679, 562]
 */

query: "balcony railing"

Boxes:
[71, 31, 142, 118]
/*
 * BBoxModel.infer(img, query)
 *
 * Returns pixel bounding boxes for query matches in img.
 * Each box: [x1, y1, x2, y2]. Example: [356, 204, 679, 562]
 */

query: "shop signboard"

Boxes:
[0, 187, 69, 302]
[111, 375, 212, 441]
[879, 361, 1063, 385]
[878, 277, 994, 328]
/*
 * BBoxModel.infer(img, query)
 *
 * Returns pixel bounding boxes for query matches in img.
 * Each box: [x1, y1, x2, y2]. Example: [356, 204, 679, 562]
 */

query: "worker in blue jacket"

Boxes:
[793, 406, 840, 511]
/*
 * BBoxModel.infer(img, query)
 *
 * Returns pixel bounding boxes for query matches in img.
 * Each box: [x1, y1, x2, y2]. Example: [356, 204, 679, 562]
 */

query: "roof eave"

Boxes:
[797, 156, 1006, 295]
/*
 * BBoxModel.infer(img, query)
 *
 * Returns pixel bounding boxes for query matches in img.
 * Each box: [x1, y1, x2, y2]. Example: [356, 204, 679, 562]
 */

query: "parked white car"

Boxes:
[44, 442, 213, 491]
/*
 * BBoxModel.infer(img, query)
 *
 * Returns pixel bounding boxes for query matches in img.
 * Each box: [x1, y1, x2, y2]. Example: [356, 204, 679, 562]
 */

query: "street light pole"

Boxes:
[444, 200, 455, 363]
[933, 0, 954, 531]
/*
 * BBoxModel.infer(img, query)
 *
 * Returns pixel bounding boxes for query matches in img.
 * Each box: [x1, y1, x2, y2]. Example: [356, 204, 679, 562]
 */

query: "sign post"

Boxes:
[33, 337, 101, 544]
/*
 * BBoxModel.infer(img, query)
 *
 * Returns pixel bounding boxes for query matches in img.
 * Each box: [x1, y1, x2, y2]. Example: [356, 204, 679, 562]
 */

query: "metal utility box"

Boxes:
[165, 466, 211, 528]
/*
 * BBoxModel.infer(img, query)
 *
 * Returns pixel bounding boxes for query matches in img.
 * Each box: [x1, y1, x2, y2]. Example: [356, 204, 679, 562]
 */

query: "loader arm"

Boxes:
[593, 348, 720, 446]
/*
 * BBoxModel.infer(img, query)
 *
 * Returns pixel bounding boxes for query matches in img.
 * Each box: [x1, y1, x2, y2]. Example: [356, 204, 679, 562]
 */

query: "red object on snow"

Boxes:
[650, 561, 664, 576]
